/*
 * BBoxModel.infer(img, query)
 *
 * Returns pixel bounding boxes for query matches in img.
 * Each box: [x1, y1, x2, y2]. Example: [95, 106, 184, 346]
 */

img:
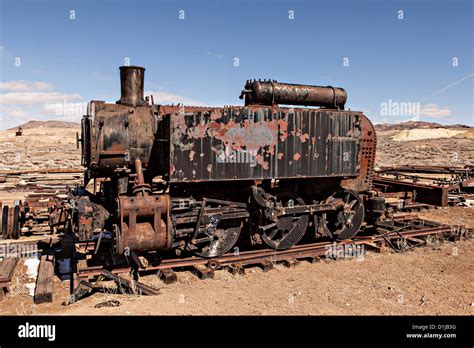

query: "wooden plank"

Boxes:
[158, 269, 177, 284]
[34, 253, 54, 304]
[192, 264, 214, 280]
[0, 235, 59, 246]
[281, 259, 300, 268]
[0, 168, 83, 175]
[257, 260, 274, 272]
[360, 241, 385, 253]
[0, 257, 19, 283]
[227, 262, 245, 276]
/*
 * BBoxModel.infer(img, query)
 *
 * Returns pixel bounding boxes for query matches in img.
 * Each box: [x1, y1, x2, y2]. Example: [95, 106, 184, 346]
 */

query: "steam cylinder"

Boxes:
[241, 80, 347, 109]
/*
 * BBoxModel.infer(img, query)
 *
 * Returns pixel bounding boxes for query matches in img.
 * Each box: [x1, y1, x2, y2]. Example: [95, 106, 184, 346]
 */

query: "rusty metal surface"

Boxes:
[168, 106, 363, 182]
[377, 165, 473, 175]
[116, 160, 171, 253]
[85, 101, 158, 178]
[373, 165, 474, 207]
[240, 80, 347, 108]
[374, 177, 450, 207]
[76, 196, 109, 240]
[116, 66, 147, 107]
[341, 114, 376, 192]
[81, 66, 377, 194]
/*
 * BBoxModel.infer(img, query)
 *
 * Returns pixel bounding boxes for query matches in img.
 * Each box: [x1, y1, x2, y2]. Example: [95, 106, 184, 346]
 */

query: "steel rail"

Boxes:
[76, 220, 465, 278]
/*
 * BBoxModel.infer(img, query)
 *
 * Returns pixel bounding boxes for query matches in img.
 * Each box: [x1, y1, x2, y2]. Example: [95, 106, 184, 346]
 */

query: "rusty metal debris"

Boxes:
[374, 165, 474, 207]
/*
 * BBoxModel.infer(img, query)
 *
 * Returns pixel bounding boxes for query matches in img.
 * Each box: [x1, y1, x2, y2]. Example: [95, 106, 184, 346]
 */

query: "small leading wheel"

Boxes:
[321, 188, 364, 240]
[261, 197, 308, 250]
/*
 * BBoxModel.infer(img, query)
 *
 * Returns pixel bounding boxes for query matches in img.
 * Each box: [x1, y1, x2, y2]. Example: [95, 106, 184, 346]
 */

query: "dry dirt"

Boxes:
[0, 126, 80, 172]
[375, 128, 474, 168]
[0, 122, 473, 315]
[1, 210, 472, 315]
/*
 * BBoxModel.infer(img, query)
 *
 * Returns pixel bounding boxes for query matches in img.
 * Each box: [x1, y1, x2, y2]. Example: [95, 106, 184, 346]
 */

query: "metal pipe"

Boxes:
[134, 159, 145, 185]
[240, 80, 347, 109]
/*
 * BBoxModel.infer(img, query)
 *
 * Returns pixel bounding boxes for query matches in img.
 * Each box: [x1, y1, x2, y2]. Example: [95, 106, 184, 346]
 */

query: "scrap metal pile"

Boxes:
[0, 169, 82, 239]
[374, 165, 474, 209]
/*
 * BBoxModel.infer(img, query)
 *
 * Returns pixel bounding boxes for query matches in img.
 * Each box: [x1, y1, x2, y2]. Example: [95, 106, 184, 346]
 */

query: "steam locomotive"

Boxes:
[70, 66, 383, 259]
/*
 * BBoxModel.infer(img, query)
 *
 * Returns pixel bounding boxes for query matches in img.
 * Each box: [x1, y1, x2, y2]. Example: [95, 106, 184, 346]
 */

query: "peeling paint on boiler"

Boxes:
[168, 107, 361, 182]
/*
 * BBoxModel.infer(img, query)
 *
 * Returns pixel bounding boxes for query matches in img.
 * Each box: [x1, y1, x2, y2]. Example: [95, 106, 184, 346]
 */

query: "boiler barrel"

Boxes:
[241, 80, 347, 109]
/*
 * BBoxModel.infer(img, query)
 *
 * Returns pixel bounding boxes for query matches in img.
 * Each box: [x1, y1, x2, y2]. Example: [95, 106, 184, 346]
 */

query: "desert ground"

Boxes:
[0, 120, 473, 315]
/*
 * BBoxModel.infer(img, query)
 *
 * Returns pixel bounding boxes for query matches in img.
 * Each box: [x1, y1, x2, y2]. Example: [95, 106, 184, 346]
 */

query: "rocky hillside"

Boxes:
[375, 121, 471, 132]
[8, 120, 80, 130]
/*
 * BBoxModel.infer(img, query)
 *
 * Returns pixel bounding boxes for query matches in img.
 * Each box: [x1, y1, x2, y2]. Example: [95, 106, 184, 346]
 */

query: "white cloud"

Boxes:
[41, 102, 87, 117]
[0, 80, 52, 92]
[0, 84, 203, 129]
[420, 103, 452, 118]
[0, 80, 84, 129]
[145, 91, 204, 106]
[41, 103, 60, 116]
[207, 52, 224, 59]
[0, 92, 82, 105]
[0, 107, 28, 119]
[0, 107, 30, 129]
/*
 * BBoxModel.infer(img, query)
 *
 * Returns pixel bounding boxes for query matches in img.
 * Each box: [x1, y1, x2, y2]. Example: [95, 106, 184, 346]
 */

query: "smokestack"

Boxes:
[116, 66, 146, 107]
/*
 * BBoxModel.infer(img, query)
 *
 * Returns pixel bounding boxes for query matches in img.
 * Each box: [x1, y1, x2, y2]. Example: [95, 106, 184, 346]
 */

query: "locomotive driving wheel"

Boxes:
[261, 197, 308, 250]
[187, 219, 242, 258]
[321, 188, 364, 240]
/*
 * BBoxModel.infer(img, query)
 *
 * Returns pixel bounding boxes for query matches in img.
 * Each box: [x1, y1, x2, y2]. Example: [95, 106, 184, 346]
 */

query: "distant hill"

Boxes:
[6, 119, 471, 132]
[8, 120, 80, 130]
[375, 120, 471, 131]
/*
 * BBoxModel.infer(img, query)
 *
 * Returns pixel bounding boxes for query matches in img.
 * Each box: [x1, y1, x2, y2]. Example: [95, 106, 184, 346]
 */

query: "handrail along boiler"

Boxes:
[75, 66, 384, 258]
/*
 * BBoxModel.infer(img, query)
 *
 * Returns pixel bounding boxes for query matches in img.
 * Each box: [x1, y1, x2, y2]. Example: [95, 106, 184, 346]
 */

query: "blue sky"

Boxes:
[0, 0, 472, 129]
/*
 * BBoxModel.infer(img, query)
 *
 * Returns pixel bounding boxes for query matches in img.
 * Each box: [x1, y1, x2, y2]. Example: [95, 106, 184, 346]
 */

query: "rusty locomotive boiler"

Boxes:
[71, 65, 382, 258]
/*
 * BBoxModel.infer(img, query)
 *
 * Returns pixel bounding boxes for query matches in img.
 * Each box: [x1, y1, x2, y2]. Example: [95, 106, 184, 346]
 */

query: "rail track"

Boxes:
[75, 216, 472, 284]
